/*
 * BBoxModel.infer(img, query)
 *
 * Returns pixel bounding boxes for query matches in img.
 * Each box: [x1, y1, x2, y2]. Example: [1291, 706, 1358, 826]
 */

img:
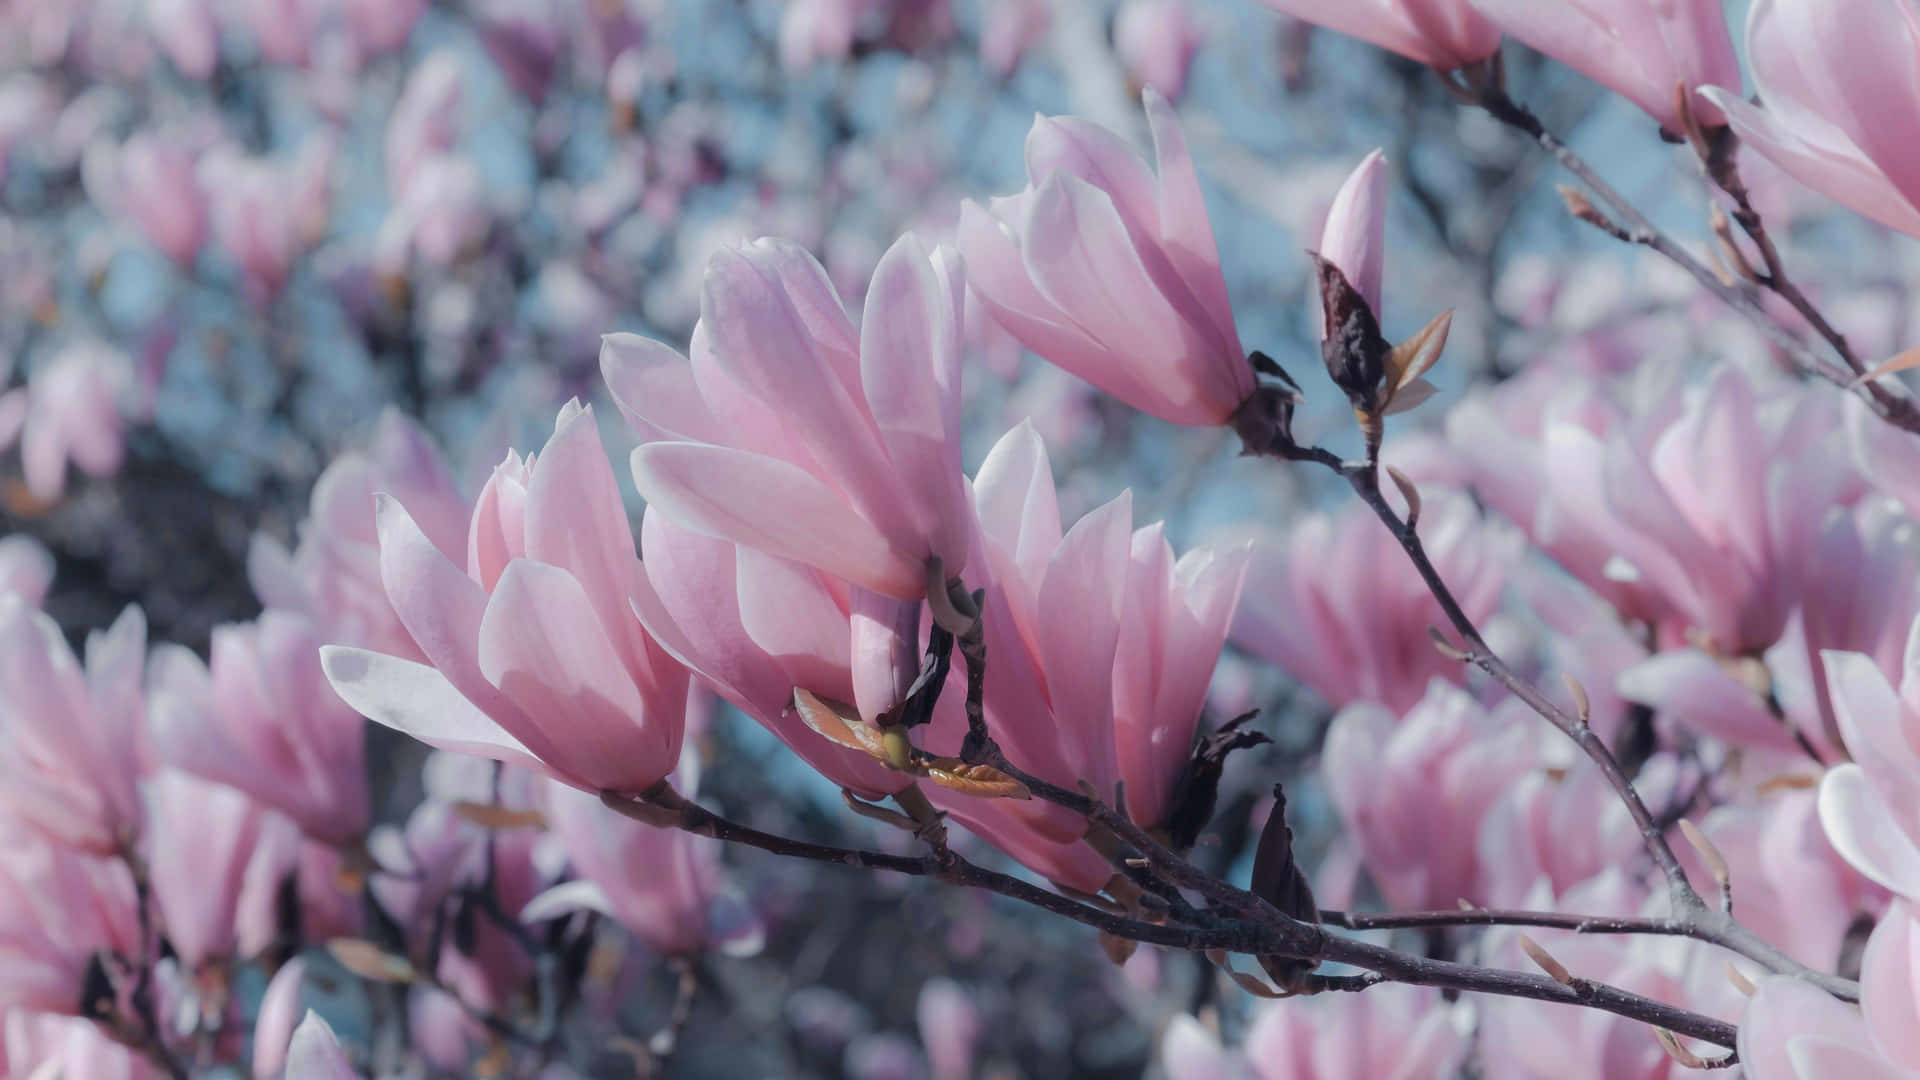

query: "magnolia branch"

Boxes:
[1245, 431, 1862, 1002]
[1468, 84, 1920, 438]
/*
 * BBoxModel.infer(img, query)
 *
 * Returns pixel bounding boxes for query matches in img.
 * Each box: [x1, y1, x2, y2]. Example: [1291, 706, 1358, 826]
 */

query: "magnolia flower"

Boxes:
[527, 764, 764, 958]
[1740, 902, 1920, 1078]
[1252, 0, 1499, 71]
[2, 1013, 155, 1080]
[0, 599, 147, 855]
[0, 342, 136, 502]
[1324, 682, 1537, 910]
[1231, 492, 1517, 712]
[110, 132, 209, 265]
[1115, 0, 1203, 103]
[0, 535, 53, 607]
[284, 1012, 360, 1080]
[617, 232, 970, 600]
[146, 0, 219, 80]
[1472, 0, 1739, 131]
[1817, 626, 1920, 899]
[145, 770, 267, 971]
[148, 611, 371, 847]
[323, 402, 691, 796]
[958, 92, 1254, 427]
[0, 822, 140, 1015]
[1161, 985, 1468, 1080]
[916, 978, 981, 1080]
[1697, 0, 1920, 239]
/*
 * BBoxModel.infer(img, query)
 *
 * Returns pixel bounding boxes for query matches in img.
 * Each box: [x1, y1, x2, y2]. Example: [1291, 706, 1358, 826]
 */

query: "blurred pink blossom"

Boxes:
[979, 0, 1048, 77]
[1741, 901, 1920, 1078]
[1115, 0, 1202, 103]
[0, 599, 148, 855]
[145, 0, 218, 80]
[0, 822, 141, 1015]
[1817, 627, 1920, 899]
[915, 978, 980, 1080]
[0, 535, 53, 607]
[146, 770, 268, 970]
[0, 342, 137, 502]
[1253, 0, 1499, 71]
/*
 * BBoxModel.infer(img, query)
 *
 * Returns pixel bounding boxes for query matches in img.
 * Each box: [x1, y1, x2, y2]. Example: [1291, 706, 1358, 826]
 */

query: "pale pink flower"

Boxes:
[145, 0, 218, 80]
[200, 135, 334, 304]
[1161, 1015, 1255, 1080]
[376, 154, 489, 272]
[0, 599, 147, 854]
[526, 770, 764, 958]
[1252, 0, 1499, 71]
[969, 423, 1246, 832]
[1850, 394, 1920, 522]
[1797, 498, 1920, 750]
[344, 0, 427, 57]
[3, 1012, 155, 1080]
[978, 0, 1048, 77]
[1475, 760, 1643, 908]
[322, 402, 691, 796]
[252, 956, 309, 1079]
[0, 342, 135, 501]
[146, 770, 267, 970]
[1740, 902, 1920, 1079]
[1231, 491, 1517, 712]
[1323, 682, 1537, 910]
[384, 51, 463, 200]
[1817, 626, 1920, 898]
[0, 535, 53, 607]
[1698, 0, 1920, 239]
[247, 409, 471, 659]
[957, 92, 1254, 426]
[1473, 0, 1738, 130]
[233, 816, 364, 959]
[1242, 983, 1468, 1080]
[1317, 149, 1388, 324]
[0, 822, 141, 1014]
[112, 132, 209, 266]
[284, 1011, 359, 1080]
[618, 232, 970, 599]
[630, 511, 910, 801]
[916, 978, 980, 1080]
[1530, 366, 1857, 655]
[1618, 646, 1831, 759]
[148, 611, 371, 847]
[1115, 0, 1203, 103]
[779, 0, 861, 70]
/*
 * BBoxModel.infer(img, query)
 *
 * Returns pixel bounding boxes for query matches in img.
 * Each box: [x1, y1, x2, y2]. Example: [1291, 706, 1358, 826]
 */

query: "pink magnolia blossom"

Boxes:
[630, 511, 910, 801]
[1475, 758, 1644, 908]
[1797, 498, 1920, 751]
[148, 611, 371, 847]
[1323, 682, 1537, 910]
[252, 956, 309, 1079]
[1252, 0, 1499, 71]
[978, 0, 1048, 77]
[526, 768, 764, 958]
[248, 408, 470, 659]
[0, 822, 141, 1015]
[1618, 646, 1831, 760]
[1161, 985, 1468, 1080]
[146, 770, 267, 970]
[3, 1012, 155, 1080]
[285, 1011, 359, 1080]
[146, 0, 218, 80]
[916, 978, 980, 1080]
[1115, 0, 1203, 103]
[384, 51, 463, 200]
[957, 92, 1254, 427]
[1697, 0, 1920, 240]
[1472, 0, 1739, 131]
[1230, 491, 1517, 712]
[322, 402, 690, 796]
[0, 342, 135, 501]
[344, 0, 428, 57]
[0, 599, 147, 855]
[233, 815, 364, 960]
[0, 534, 53, 607]
[969, 422, 1246, 833]
[1740, 902, 1920, 1079]
[1526, 366, 1855, 655]
[616, 232, 970, 600]
[1817, 628, 1920, 898]
[111, 132, 209, 266]
[376, 154, 490, 272]
[200, 135, 334, 305]
[1317, 149, 1388, 325]
[1850, 394, 1920, 522]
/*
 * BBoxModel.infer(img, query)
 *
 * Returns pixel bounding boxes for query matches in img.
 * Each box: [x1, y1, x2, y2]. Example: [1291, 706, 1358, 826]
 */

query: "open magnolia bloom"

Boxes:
[1698, 0, 1920, 240]
[1253, 0, 1499, 72]
[1740, 902, 1920, 1079]
[957, 91, 1255, 428]
[612, 231, 970, 604]
[322, 401, 690, 796]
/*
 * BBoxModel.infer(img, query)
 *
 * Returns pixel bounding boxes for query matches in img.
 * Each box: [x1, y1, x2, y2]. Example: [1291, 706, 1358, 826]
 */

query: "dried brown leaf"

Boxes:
[326, 938, 416, 984]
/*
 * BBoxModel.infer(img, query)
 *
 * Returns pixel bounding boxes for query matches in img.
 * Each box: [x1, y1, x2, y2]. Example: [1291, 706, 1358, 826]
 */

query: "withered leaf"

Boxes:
[1164, 711, 1271, 851]
[326, 938, 417, 984]
[793, 688, 887, 760]
[922, 758, 1031, 799]
[1249, 784, 1320, 988]
[450, 801, 549, 830]
[1312, 254, 1390, 410]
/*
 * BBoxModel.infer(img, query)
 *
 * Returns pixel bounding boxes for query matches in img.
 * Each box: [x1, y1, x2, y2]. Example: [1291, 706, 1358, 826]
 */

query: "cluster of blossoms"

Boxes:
[9, 0, 1920, 1074]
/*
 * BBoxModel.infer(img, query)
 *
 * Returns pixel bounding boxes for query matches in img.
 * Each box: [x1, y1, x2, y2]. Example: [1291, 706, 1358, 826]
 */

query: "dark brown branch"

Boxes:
[1324, 907, 1690, 937]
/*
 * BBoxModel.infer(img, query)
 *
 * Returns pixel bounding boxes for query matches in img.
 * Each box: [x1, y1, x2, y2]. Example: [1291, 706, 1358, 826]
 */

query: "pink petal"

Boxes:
[320, 646, 551, 776]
